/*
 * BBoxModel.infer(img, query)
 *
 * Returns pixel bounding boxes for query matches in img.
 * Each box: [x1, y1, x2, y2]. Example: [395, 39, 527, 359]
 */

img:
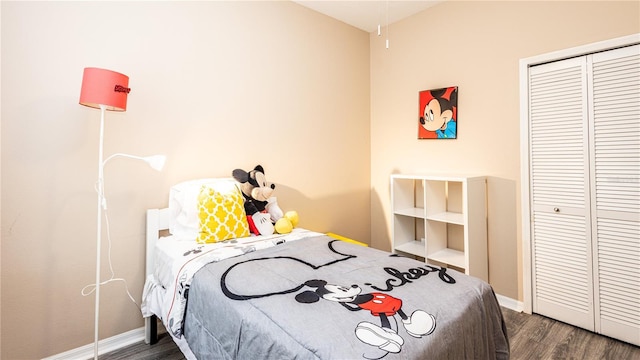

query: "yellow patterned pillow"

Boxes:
[197, 182, 249, 243]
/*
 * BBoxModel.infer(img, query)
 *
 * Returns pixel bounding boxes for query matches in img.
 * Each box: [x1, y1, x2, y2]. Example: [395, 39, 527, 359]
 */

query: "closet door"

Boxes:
[528, 57, 595, 330]
[589, 44, 640, 345]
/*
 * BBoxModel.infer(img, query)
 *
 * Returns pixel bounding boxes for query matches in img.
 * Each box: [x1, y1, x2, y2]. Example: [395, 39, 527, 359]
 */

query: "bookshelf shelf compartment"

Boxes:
[390, 174, 488, 281]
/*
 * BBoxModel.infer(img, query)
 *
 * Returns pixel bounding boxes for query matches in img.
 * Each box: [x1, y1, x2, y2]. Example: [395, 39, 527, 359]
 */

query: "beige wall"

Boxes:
[0, 2, 3, 355]
[370, 0, 639, 301]
[2, 0, 639, 358]
[0, 2, 370, 358]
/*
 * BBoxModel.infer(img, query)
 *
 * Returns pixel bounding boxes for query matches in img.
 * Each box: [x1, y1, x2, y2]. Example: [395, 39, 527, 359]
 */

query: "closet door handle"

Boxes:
[553, 207, 560, 213]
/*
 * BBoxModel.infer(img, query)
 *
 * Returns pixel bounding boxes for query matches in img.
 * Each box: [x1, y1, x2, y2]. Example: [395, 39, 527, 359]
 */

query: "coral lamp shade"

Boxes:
[79, 67, 130, 111]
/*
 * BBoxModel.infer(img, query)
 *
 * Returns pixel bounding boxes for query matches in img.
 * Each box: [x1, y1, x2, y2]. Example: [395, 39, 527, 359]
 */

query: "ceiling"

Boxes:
[292, 1, 442, 33]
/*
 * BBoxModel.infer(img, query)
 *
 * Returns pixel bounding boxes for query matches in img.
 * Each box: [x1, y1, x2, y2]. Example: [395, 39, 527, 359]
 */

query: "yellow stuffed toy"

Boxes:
[274, 211, 299, 234]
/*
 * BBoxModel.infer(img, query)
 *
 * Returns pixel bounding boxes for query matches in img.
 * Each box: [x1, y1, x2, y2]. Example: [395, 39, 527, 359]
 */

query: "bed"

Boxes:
[141, 178, 510, 359]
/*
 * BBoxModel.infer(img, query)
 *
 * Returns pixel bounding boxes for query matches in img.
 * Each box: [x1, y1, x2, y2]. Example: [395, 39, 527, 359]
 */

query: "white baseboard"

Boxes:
[496, 293, 524, 312]
[41, 327, 145, 360]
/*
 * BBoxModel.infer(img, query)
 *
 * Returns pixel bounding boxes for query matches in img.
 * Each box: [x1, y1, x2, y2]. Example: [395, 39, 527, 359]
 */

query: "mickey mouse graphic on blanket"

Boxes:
[295, 280, 436, 354]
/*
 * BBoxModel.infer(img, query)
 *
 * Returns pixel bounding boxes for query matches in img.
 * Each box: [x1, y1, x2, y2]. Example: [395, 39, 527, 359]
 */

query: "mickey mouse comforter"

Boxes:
[180, 236, 510, 359]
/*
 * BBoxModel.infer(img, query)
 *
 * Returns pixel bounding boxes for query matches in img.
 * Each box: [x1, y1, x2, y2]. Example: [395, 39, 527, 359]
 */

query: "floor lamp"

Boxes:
[79, 67, 165, 360]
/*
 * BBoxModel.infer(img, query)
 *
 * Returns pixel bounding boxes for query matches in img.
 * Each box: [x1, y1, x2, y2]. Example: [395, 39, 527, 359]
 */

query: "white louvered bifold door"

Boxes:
[529, 57, 595, 331]
[589, 44, 640, 346]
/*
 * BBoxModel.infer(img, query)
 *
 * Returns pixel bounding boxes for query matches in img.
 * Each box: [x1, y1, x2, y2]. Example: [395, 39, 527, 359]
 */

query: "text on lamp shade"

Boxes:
[114, 85, 131, 94]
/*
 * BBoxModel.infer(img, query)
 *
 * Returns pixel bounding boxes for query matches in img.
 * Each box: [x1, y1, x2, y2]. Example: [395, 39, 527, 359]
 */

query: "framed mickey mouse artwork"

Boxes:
[418, 86, 458, 139]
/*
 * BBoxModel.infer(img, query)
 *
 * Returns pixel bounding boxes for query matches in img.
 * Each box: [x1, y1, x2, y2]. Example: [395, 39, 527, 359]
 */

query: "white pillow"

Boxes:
[169, 178, 238, 240]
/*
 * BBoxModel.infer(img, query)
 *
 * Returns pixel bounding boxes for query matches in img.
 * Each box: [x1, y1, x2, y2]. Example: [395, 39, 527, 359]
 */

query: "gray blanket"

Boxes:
[183, 236, 509, 359]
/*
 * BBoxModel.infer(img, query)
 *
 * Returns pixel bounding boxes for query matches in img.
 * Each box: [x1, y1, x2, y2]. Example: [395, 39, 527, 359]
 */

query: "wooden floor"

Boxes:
[100, 308, 640, 359]
[501, 308, 639, 360]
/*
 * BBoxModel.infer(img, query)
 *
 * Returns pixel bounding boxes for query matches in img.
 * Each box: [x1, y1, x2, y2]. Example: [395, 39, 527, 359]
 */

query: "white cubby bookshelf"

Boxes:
[390, 174, 488, 281]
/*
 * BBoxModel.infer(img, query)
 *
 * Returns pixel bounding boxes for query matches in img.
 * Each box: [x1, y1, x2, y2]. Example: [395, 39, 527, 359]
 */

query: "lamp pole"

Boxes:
[94, 104, 106, 360]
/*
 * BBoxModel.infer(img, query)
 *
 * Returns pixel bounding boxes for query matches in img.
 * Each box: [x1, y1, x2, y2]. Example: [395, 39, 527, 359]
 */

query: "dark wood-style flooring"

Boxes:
[100, 308, 640, 359]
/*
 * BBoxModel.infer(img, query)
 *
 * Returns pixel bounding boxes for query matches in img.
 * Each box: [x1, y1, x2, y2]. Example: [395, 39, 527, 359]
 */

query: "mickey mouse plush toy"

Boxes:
[232, 165, 274, 215]
[232, 165, 279, 235]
